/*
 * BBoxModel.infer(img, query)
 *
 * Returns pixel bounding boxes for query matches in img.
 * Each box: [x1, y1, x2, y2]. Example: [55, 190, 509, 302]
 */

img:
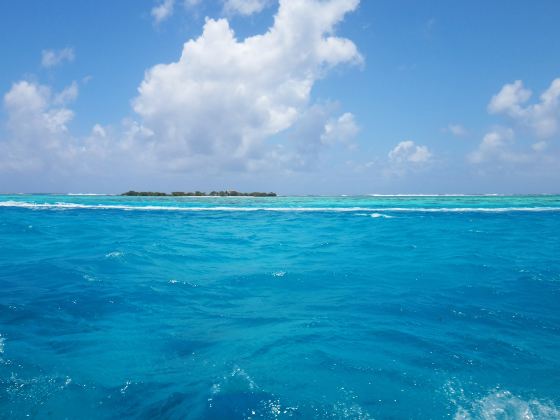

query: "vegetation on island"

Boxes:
[121, 190, 277, 197]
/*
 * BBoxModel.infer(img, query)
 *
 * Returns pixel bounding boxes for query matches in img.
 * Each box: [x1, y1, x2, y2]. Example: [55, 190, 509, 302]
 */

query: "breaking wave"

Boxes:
[1, 200, 560, 213]
[454, 390, 560, 420]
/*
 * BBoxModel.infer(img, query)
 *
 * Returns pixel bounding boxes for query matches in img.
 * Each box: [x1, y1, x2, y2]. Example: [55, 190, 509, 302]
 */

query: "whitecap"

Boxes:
[272, 271, 286, 277]
[2, 200, 560, 213]
[66, 193, 109, 196]
[367, 193, 510, 197]
[370, 213, 394, 219]
[168, 279, 198, 287]
[210, 366, 258, 398]
[105, 251, 123, 258]
[454, 390, 560, 420]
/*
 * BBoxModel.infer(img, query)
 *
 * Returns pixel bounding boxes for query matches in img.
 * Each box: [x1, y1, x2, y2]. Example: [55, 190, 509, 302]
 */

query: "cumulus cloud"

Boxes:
[388, 140, 432, 164]
[468, 127, 521, 164]
[4, 81, 77, 136]
[151, 0, 175, 24]
[134, 0, 362, 171]
[0, 79, 157, 181]
[488, 78, 560, 139]
[469, 77, 560, 166]
[381, 140, 433, 178]
[321, 112, 359, 145]
[488, 80, 531, 117]
[223, 0, 272, 16]
[274, 104, 360, 170]
[0, 0, 362, 188]
[1, 81, 78, 172]
[41, 48, 75, 68]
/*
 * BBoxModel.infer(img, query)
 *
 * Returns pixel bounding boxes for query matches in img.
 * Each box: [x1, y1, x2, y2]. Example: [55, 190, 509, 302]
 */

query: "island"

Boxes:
[121, 190, 277, 197]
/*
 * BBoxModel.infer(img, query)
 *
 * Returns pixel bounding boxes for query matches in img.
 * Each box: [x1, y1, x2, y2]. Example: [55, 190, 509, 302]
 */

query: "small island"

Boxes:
[121, 190, 277, 197]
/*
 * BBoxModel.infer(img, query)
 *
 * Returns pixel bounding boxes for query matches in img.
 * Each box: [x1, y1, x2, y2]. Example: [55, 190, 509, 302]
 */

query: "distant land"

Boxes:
[121, 190, 277, 197]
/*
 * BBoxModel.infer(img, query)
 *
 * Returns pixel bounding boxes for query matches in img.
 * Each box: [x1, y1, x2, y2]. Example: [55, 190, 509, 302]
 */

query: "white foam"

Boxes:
[0, 334, 4, 354]
[105, 251, 123, 258]
[454, 390, 560, 420]
[120, 380, 132, 395]
[1, 200, 560, 213]
[370, 213, 394, 218]
[66, 193, 111, 196]
[367, 194, 503, 197]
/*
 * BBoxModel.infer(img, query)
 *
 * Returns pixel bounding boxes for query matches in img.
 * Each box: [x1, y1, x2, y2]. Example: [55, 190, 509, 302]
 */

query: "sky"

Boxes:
[1, 0, 559, 194]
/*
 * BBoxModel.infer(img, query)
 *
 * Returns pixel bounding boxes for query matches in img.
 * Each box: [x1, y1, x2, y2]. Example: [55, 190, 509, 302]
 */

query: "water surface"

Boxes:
[1, 195, 559, 418]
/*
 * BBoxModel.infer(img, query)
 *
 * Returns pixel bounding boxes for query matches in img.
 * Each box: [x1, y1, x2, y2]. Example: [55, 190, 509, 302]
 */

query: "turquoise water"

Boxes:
[1, 195, 560, 419]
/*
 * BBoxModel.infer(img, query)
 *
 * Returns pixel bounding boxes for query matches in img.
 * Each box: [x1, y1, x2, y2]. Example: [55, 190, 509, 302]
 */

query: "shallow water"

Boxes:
[1, 195, 559, 418]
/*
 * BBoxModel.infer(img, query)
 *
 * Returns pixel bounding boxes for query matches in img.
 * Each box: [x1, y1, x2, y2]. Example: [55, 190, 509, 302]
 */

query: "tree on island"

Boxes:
[122, 190, 277, 197]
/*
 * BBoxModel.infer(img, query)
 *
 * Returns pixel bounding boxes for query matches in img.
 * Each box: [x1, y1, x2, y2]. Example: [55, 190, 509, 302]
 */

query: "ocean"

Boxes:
[1, 194, 559, 419]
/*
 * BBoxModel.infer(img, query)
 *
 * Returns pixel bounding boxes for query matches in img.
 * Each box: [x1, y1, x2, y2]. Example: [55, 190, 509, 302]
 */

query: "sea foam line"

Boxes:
[1, 201, 560, 213]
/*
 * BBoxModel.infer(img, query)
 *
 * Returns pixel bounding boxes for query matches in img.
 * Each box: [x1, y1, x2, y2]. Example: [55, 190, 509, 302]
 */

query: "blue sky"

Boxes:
[1, 0, 559, 194]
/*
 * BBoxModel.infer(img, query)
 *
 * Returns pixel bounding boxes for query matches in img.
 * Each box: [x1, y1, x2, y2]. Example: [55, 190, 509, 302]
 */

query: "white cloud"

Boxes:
[0, 79, 156, 179]
[1, 81, 78, 172]
[151, 0, 175, 24]
[488, 78, 560, 139]
[0, 0, 362, 187]
[41, 48, 75, 68]
[92, 124, 107, 138]
[54, 81, 79, 105]
[389, 140, 432, 164]
[4, 81, 76, 136]
[276, 103, 356, 170]
[134, 0, 362, 171]
[223, 0, 272, 16]
[321, 112, 359, 145]
[472, 77, 560, 165]
[488, 80, 531, 117]
[468, 127, 515, 164]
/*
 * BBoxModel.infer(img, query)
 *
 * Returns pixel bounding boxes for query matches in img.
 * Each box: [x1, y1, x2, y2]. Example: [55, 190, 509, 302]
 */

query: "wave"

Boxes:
[2, 200, 560, 213]
[367, 193, 557, 197]
[370, 213, 394, 218]
[367, 194, 504, 197]
[454, 390, 560, 419]
[66, 193, 113, 196]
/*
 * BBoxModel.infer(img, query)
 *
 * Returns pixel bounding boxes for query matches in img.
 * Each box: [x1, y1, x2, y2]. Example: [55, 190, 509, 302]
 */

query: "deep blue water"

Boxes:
[1, 195, 560, 419]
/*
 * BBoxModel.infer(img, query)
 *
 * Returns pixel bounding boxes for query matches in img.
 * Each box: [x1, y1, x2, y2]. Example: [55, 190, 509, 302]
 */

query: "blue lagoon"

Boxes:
[1, 195, 559, 418]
